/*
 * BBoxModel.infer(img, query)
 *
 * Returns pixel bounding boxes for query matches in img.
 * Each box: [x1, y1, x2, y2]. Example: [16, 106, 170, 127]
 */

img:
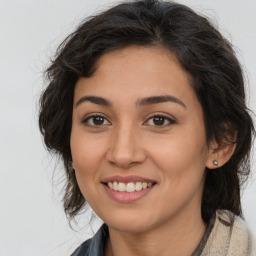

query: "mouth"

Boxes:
[101, 175, 157, 202]
[105, 181, 155, 192]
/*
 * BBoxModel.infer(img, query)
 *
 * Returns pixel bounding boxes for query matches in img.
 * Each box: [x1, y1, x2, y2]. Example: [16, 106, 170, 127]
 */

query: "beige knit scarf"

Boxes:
[200, 210, 255, 256]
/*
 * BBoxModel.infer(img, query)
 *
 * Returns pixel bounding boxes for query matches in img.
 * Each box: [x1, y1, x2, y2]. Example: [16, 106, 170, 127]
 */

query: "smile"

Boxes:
[107, 181, 153, 192]
[102, 175, 157, 202]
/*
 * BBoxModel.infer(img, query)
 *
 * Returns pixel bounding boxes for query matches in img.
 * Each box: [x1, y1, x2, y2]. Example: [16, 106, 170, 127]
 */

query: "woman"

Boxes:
[39, 0, 255, 255]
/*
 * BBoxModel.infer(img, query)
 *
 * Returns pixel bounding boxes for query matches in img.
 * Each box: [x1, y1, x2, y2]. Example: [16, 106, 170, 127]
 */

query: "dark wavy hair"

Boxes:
[39, 0, 254, 223]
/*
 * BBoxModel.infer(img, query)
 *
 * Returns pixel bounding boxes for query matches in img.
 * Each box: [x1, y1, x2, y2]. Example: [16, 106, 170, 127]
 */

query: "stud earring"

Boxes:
[213, 160, 218, 166]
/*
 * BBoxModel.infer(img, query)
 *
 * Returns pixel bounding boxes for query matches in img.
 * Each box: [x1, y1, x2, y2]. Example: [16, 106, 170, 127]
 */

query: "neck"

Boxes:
[105, 208, 207, 256]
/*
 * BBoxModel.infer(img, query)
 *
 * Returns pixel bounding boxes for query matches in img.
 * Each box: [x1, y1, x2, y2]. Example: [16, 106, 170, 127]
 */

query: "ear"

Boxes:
[206, 139, 236, 169]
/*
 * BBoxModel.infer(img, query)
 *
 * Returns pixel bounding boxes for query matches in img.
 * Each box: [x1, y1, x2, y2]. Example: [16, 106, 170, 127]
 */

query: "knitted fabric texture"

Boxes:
[201, 210, 255, 256]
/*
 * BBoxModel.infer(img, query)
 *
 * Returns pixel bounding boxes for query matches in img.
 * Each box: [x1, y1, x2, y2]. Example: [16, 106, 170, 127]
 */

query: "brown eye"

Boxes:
[153, 116, 165, 126]
[93, 116, 105, 125]
[145, 115, 175, 127]
[82, 115, 110, 127]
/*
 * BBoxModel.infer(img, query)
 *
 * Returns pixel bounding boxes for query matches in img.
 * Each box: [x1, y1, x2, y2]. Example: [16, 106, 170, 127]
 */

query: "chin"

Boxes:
[102, 210, 159, 234]
[108, 220, 150, 233]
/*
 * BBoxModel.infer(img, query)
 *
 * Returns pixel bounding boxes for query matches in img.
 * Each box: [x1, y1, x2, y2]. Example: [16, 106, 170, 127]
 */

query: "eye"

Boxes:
[145, 115, 175, 127]
[82, 115, 110, 127]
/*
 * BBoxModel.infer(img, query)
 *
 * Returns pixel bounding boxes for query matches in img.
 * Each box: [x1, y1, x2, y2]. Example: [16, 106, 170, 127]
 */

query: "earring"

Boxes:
[213, 160, 218, 166]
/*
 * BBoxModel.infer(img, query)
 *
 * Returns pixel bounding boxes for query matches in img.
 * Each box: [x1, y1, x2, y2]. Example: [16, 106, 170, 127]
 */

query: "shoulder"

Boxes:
[201, 210, 255, 256]
[218, 210, 255, 255]
[70, 224, 109, 256]
[70, 238, 92, 256]
[216, 210, 252, 243]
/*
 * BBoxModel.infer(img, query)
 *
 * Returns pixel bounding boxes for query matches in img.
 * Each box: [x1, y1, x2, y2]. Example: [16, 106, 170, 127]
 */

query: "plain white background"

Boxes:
[0, 0, 256, 255]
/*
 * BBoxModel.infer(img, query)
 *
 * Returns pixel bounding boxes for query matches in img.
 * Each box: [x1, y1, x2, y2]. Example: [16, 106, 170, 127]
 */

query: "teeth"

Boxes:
[118, 182, 126, 192]
[127, 182, 135, 192]
[107, 182, 113, 189]
[113, 181, 118, 191]
[135, 182, 142, 191]
[106, 181, 154, 192]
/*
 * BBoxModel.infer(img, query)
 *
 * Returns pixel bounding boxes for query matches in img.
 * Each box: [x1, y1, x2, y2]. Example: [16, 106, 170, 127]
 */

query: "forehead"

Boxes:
[74, 46, 198, 108]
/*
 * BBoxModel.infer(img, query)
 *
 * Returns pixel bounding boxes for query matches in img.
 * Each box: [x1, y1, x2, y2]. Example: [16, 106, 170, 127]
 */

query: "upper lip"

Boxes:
[102, 175, 156, 184]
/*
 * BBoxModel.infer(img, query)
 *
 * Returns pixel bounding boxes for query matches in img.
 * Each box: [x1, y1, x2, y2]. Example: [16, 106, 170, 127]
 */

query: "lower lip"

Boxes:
[103, 184, 155, 203]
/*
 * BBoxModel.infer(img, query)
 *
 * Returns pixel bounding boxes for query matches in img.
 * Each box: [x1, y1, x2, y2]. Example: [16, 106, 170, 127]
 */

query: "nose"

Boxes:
[106, 124, 146, 169]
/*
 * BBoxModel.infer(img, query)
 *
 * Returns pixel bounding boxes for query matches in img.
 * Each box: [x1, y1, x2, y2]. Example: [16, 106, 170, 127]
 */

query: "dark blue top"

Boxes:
[71, 224, 109, 256]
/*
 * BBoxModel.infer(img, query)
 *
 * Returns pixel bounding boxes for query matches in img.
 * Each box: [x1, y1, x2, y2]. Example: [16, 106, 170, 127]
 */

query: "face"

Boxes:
[70, 46, 212, 233]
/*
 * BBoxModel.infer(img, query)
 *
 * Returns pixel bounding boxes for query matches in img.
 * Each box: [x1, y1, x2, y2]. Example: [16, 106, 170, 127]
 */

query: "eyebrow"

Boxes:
[75, 95, 186, 108]
[137, 95, 186, 108]
[76, 96, 112, 107]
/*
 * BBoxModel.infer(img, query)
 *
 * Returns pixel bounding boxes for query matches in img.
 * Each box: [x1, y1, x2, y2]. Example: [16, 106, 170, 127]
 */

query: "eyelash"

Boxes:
[82, 114, 175, 128]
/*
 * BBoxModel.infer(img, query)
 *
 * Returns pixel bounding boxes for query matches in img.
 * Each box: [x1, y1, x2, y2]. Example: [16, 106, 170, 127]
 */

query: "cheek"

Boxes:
[70, 129, 107, 197]
[148, 136, 207, 213]
[148, 129, 208, 185]
[71, 127, 106, 169]
[71, 142, 103, 207]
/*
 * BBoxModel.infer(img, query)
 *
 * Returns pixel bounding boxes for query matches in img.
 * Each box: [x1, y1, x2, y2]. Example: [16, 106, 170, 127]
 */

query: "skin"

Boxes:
[70, 46, 221, 256]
